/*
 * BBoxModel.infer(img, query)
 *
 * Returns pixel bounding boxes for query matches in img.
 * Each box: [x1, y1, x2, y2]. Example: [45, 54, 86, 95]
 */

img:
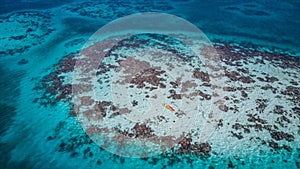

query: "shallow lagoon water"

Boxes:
[0, 0, 299, 169]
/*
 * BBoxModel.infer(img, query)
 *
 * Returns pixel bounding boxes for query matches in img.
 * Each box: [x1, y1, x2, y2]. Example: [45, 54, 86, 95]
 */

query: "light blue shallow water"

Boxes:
[0, 0, 299, 169]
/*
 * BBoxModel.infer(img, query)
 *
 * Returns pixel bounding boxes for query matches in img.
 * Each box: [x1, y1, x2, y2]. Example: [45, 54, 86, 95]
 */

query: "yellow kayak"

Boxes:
[162, 103, 175, 112]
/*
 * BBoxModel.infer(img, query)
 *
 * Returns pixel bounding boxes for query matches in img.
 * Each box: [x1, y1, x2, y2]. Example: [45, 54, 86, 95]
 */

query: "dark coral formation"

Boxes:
[105, 33, 196, 62]
[131, 123, 154, 138]
[270, 131, 294, 142]
[193, 68, 210, 82]
[247, 114, 267, 124]
[215, 42, 300, 69]
[132, 100, 138, 106]
[281, 86, 300, 105]
[49, 115, 294, 168]
[0, 11, 55, 56]
[168, 89, 182, 100]
[177, 136, 211, 157]
[197, 90, 211, 100]
[256, 99, 268, 113]
[231, 131, 244, 139]
[224, 69, 255, 83]
[46, 121, 104, 161]
[63, 1, 174, 20]
[129, 68, 166, 89]
[33, 54, 76, 106]
[261, 84, 278, 93]
[17, 59, 29, 65]
[80, 100, 132, 119]
[257, 76, 278, 83]
[232, 123, 250, 133]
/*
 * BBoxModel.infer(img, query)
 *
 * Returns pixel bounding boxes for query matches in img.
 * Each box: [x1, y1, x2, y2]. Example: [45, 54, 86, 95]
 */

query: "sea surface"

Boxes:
[0, 0, 299, 169]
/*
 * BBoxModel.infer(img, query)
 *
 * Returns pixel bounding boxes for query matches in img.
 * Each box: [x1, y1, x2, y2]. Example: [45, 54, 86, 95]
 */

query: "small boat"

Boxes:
[162, 103, 175, 112]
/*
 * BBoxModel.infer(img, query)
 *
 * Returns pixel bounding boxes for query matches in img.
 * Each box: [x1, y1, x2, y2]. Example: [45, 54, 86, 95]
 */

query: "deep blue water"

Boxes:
[1, 0, 299, 52]
[0, 0, 299, 169]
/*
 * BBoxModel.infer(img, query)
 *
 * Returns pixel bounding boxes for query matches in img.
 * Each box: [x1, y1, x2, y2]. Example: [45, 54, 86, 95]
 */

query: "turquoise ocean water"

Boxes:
[0, 0, 299, 169]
